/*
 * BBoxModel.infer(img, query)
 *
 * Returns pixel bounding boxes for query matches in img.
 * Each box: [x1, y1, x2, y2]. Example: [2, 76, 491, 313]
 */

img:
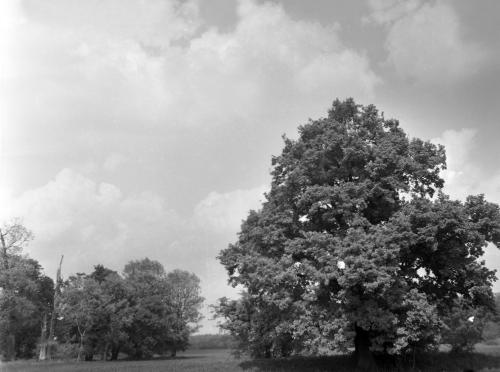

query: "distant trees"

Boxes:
[166, 270, 204, 356]
[0, 219, 204, 362]
[56, 259, 204, 361]
[216, 98, 500, 371]
[189, 334, 236, 349]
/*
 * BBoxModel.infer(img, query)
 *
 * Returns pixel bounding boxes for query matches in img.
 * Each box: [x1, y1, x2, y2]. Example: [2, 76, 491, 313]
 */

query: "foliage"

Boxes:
[442, 297, 488, 352]
[483, 293, 500, 342]
[165, 270, 204, 355]
[0, 221, 54, 361]
[55, 259, 204, 361]
[0, 220, 203, 363]
[216, 98, 500, 368]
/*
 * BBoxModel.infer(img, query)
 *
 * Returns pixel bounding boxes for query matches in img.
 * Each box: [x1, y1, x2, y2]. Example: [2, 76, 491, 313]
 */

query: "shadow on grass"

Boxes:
[239, 352, 500, 372]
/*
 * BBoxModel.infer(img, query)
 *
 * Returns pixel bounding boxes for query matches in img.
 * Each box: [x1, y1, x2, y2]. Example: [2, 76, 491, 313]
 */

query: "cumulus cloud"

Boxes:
[2, 0, 379, 144]
[366, 0, 486, 83]
[432, 128, 500, 205]
[4, 169, 187, 275]
[432, 128, 477, 200]
[194, 184, 267, 233]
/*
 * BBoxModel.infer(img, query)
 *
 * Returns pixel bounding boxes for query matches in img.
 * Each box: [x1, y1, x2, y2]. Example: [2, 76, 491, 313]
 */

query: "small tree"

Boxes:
[217, 99, 500, 371]
[165, 270, 204, 356]
[97, 269, 131, 360]
[59, 274, 104, 361]
[122, 258, 175, 359]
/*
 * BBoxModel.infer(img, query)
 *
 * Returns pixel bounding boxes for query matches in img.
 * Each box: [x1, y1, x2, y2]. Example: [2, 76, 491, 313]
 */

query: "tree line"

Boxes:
[0, 222, 204, 362]
[189, 334, 236, 349]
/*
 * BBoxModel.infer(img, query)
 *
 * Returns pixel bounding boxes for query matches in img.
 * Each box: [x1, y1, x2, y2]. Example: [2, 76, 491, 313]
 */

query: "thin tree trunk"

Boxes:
[77, 325, 85, 362]
[47, 255, 63, 360]
[354, 324, 377, 372]
[412, 347, 416, 370]
[4, 334, 15, 361]
[101, 342, 109, 361]
[110, 344, 120, 360]
[39, 312, 48, 360]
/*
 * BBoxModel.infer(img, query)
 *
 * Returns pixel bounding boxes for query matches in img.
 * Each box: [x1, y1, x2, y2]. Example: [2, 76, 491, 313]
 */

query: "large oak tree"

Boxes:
[217, 99, 500, 371]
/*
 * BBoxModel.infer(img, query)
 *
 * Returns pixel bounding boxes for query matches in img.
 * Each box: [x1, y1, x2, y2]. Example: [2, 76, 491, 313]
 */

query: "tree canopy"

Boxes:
[57, 259, 204, 361]
[0, 221, 204, 362]
[0, 221, 53, 361]
[216, 98, 500, 371]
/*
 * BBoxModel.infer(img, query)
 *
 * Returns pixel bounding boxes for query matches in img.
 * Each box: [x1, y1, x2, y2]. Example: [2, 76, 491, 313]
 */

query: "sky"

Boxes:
[1, 0, 499, 333]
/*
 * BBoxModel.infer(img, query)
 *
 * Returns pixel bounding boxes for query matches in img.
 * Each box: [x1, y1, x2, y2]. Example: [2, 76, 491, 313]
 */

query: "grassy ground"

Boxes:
[2, 346, 500, 372]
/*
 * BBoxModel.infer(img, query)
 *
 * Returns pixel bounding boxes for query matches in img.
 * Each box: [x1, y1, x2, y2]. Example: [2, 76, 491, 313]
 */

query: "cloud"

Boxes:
[432, 128, 477, 200]
[365, 0, 421, 24]
[2, 0, 379, 149]
[366, 0, 486, 83]
[5, 169, 186, 274]
[432, 128, 500, 206]
[194, 184, 267, 233]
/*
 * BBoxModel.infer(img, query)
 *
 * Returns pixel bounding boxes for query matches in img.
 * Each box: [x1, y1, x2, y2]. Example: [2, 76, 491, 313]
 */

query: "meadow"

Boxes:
[2, 344, 500, 372]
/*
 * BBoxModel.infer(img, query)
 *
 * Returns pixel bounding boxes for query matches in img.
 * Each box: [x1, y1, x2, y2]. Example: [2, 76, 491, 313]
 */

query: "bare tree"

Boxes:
[39, 255, 63, 360]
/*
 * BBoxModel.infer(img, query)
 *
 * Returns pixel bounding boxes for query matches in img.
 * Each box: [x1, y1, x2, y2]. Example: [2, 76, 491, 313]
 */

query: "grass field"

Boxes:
[2, 345, 500, 372]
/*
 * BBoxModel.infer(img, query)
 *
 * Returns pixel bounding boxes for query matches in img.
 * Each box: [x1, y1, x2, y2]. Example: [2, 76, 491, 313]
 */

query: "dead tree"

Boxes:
[39, 255, 63, 360]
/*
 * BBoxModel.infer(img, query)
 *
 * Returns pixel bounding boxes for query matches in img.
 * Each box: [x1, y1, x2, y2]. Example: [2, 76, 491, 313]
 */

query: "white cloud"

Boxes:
[367, 0, 486, 83]
[194, 185, 267, 233]
[2, 0, 380, 153]
[4, 169, 185, 274]
[432, 128, 478, 200]
[432, 128, 500, 206]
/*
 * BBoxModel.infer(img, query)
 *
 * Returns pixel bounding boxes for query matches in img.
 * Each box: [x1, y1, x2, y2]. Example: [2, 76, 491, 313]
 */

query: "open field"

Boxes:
[2, 346, 500, 372]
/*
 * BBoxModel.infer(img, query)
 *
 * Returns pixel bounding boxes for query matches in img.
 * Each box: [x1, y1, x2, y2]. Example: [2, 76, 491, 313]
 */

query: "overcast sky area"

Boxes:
[1, 0, 499, 333]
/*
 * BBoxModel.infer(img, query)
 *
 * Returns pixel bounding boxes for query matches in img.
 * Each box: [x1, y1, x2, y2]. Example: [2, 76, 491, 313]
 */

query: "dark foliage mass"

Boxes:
[215, 98, 500, 370]
[0, 224, 204, 362]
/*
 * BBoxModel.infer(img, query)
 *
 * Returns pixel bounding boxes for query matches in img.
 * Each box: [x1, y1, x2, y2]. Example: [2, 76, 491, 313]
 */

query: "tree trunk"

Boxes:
[354, 325, 377, 372]
[4, 334, 15, 361]
[77, 341, 83, 362]
[47, 255, 64, 360]
[110, 345, 120, 361]
[39, 312, 48, 360]
[101, 342, 109, 361]
[77, 328, 85, 362]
